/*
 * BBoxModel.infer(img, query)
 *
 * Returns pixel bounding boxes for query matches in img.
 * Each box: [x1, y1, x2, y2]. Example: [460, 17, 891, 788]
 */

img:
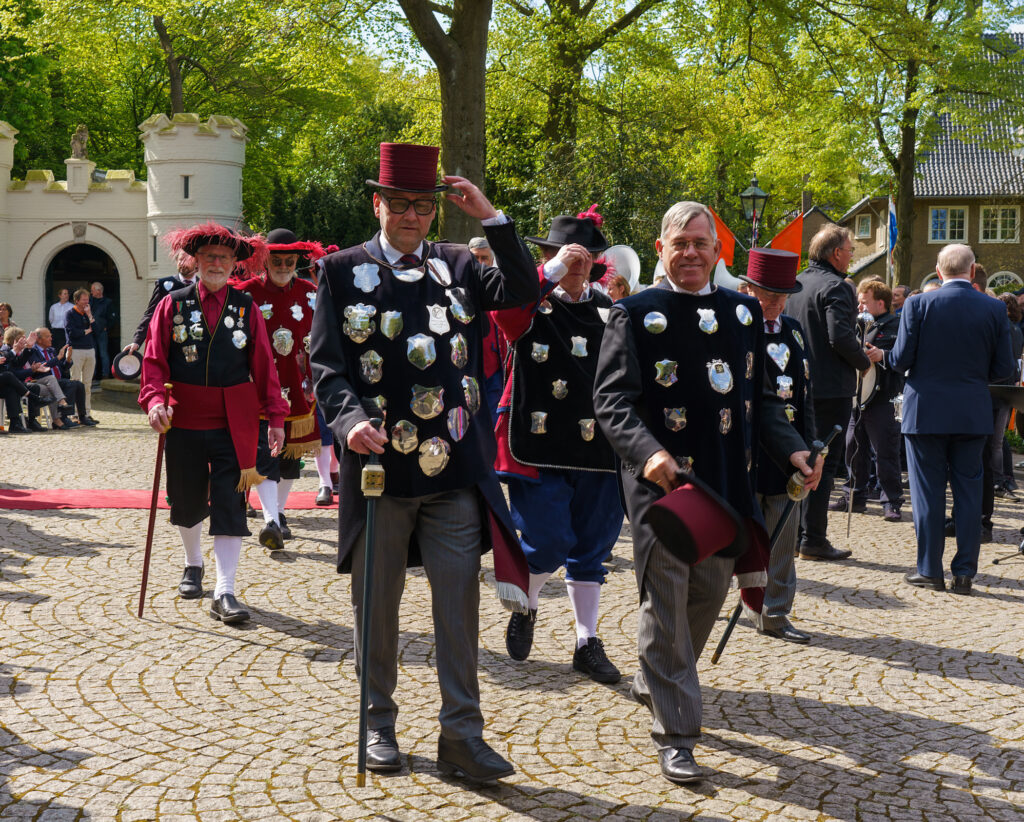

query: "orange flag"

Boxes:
[768, 214, 804, 268]
[709, 207, 736, 267]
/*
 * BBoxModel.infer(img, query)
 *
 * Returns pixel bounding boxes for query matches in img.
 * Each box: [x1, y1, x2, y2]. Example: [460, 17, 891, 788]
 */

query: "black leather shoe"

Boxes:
[178, 565, 204, 599]
[259, 521, 285, 551]
[210, 593, 250, 624]
[659, 747, 703, 784]
[330, 471, 340, 494]
[315, 485, 333, 506]
[981, 526, 993, 543]
[905, 572, 945, 591]
[278, 513, 292, 540]
[437, 736, 514, 785]
[944, 518, 956, 538]
[799, 542, 852, 561]
[365, 726, 402, 772]
[572, 637, 621, 683]
[7, 421, 30, 434]
[828, 495, 866, 513]
[27, 417, 44, 432]
[505, 608, 537, 661]
[247, 504, 258, 518]
[759, 619, 811, 644]
[950, 575, 972, 595]
[81, 416, 99, 426]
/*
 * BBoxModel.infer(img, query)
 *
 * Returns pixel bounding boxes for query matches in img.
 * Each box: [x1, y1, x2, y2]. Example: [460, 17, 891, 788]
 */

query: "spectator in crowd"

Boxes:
[124, 250, 197, 356]
[1, 326, 71, 430]
[0, 302, 13, 332]
[892, 284, 910, 314]
[66, 288, 99, 425]
[922, 279, 941, 293]
[468, 236, 494, 266]
[0, 342, 43, 434]
[31, 327, 89, 428]
[89, 281, 114, 385]
[48, 289, 74, 349]
[972, 264, 988, 293]
[606, 274, 631, 301]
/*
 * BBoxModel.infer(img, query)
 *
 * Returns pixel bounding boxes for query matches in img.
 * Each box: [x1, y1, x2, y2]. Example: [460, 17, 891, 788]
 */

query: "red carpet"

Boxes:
[0, 489, 329, 511]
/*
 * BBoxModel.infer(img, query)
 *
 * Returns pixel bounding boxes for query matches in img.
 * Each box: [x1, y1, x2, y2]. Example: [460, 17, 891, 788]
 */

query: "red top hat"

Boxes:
[366, 143, 448, 193]
[740, 248, 802, 294]
[642, 472, 747, 564]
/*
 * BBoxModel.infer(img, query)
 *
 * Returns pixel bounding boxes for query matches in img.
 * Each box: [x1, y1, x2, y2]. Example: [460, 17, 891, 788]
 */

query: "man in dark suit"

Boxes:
[89, 282, 114, 383]
[784, 224, 871, 560]
[869, 244, 1015, 595]
[593, 202, 822, 784]
[310, 142, 538, 785]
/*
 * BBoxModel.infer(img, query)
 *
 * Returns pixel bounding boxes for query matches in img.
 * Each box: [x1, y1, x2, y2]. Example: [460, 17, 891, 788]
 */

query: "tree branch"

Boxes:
[398, 0, 456, 68]
[584, 0, 666, 54]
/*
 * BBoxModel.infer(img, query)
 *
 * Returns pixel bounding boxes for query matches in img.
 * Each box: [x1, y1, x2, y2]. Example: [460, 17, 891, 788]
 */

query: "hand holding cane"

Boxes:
[138, 382, 173, 618]
[711, 424, 842, 664]
[356, 418, 385, 787]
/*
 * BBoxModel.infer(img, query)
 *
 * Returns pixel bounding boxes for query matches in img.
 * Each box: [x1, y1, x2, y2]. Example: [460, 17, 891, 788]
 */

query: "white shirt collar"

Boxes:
[666, 277, 714, 296]
[940, 277, 971, 287]
[380, 234, 425, 266]
[553, 282, 592, 303]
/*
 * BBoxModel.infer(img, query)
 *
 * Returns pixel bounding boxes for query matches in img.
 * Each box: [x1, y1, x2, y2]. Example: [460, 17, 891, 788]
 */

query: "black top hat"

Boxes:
[112, 349, 142, 381]
[526, 215, 609, 282]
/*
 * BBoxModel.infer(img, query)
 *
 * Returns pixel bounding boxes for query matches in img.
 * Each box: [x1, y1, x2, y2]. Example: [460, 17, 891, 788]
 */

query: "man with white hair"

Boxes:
[868, 243, 1014, 595]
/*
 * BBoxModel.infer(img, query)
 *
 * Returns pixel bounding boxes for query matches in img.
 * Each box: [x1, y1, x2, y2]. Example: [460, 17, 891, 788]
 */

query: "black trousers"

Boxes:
[801, 396, 852, 547]
[58, 379, 86, 419]
[846, 398, 903, 507]
[164, 427, 250, 536]
[0, 372, 26, 424]
[255, 420, 301, 481]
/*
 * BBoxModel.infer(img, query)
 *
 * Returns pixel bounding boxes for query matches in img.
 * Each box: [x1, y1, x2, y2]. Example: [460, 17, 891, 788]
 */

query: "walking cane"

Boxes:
[848, 312, 876, 543]
[711, 425, 842, 664]
[138, 383, 173, 618]
[356, 418, 385, 787]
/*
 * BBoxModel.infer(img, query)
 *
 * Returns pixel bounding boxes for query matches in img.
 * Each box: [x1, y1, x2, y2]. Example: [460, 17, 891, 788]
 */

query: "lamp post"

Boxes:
[739, 176, 769, 248]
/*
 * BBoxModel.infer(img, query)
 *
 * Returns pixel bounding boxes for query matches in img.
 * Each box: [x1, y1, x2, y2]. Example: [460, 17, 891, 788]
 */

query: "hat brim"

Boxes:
[182, 236, 255, 261]
[366, 180, 449, 194]
[111, 350, 142, 381]
[525, 236, 609, 255]
[738, 275, 803, 294]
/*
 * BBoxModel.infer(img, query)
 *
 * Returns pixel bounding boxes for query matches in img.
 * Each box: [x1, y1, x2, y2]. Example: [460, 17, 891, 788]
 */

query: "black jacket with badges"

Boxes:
[864, 310, 903, 403]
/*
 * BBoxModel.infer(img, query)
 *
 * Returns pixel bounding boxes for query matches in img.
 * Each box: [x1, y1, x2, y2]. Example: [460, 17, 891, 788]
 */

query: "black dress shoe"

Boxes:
[828, 495, 866, 513]
[330, 471, 340, 494]
[659, 747, 703, 784]
[437, 736, 514, 785]
[315, 485, 333, 506]
[81, 416, 99, 426]
[278, 513, 292, 540]
[981, 526, 993, 543]
[27, 418, 44, 432]
[247, 503, 258, 518]
[259, 521, 285, 551]
[944, 518, 956, 538]
[759, 619, 811, 644]
[365, 726, 402, 772]
[210, 593, 250, 624]
[904, 572, 945, 591]
[178, 565, 204, 599]
[799, 542, 852, 561]
[7, 421, 30, 434]
[505, 608, 537, 661]
[950, 575, 972, 595]
[572, 637, 621, 683]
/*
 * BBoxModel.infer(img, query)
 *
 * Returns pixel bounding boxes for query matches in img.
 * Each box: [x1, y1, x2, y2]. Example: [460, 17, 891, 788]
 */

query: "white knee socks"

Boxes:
[527, 572, 552, 611]
[277, 478, 294, 512]
[213, 536, 242, 597]
[566, 580, 601, 648]
[179, 523, 203, 568]
[255, 479, 280, 525]
[314, 448, 333, 486]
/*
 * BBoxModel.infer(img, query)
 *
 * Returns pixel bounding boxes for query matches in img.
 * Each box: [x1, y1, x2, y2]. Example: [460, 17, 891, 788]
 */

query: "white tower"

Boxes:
[139, 113, 248, 277]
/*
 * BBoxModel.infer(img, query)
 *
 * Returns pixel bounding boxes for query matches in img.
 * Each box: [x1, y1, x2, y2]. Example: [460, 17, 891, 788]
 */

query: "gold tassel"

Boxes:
[236, 467, 267, 493]
[282, 441, 321, 460]
[289, 412, 316, 439]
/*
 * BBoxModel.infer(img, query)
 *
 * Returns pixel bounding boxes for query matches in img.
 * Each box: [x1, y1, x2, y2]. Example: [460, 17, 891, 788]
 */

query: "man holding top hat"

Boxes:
[240, 229, 326, 550]
[738, 248, 816, 644]
[122, 250, 198, 360]
[310, 143, 538, 783]
[140, 222, 289, 625]
[593, 202, 822, 784]
[492, 205, 624, 682]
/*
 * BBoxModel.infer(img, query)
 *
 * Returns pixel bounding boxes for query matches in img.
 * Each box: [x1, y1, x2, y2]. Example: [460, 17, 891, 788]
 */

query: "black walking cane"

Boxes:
[356, 418, 385, 787]
[711, 424, 842, 664]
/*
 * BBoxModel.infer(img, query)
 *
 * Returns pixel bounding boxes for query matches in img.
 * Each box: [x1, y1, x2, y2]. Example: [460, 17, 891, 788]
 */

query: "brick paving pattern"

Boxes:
[2, 396, 1023, 820]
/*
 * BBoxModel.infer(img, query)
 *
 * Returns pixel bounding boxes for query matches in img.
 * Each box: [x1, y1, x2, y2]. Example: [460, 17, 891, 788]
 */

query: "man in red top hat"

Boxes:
[310, 142, 538, 784]
[240, 228, 326, 550]
[141, 222, 289, 625]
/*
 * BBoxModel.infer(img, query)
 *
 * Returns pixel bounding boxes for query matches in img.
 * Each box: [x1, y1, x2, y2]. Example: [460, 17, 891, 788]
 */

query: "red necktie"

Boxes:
[397, 253, 421, 270]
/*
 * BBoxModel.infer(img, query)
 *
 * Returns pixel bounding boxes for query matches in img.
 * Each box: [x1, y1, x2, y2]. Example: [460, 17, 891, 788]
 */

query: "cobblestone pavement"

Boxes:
[2, 396, 1023, 821]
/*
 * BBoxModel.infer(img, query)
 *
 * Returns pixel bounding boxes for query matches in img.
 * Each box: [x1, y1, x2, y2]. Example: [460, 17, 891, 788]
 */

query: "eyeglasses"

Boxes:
[670, 239, 713, 253]
[197, 252, 235, 264]
[382, 196, 437, 216]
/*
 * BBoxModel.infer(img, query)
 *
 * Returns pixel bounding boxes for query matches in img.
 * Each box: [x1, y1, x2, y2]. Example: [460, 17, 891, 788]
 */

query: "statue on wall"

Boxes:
[70, 125, 89, 160]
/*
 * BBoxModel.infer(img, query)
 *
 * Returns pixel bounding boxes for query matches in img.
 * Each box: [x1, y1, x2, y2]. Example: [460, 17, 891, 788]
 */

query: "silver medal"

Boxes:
[579, 418, 596, 442]
[427, 304, 450, 334]
[407, 333, 437, 370]
[418, 436, 451, 477]
[448, 287, 475, 324]
[736, 304, 753, 326]
[767, 342, 790, 372]
[537, 299, 553, 315]
[381, 311, 403, 340]
[272, 327, 294, 356]
[776, 375, 794, 399]
[793, 329, 805, 349]
[343, 303, 377, 344]
[259, 303, 273, 320]
[745, 351, 754, 380]
[231, 329, 247, 349]
[570, 336, 588, 358]
[290, 304, 303, 322]
[410, 384, 444, 419]
[353, 263, 381, 293]
[447, 407, 470, 441]
[664, 407, 687, 432]
[450, 333, 468, 368]
[173, 313, 184, 325]
[655, 359, 678, 388]
[462, 376, 480, 414]
[172, 324, 188, 344]
[707, 359, 733, 394]
[643, 312, 668, 334]
[426, 258, 453, 287]
[697, 308, 718, 334]
[190, 309, 202, 324]
[224, 316, 235, 330]
[530, 412, 548, 434]
[359, 350, 383, 384]
[719, 408, 732, 434]
[552, 379, 568, 400]
[531, 343, 549, 363]
[392, 264, 424, 283]
[391, 420, 419, 454]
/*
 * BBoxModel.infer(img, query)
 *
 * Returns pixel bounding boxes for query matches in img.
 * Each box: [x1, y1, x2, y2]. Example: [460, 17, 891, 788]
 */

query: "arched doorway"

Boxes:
[45, 244, 120, 379]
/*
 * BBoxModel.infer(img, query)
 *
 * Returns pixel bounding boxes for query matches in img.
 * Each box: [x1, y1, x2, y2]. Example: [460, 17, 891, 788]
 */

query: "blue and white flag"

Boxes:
[888, 197, 898, 254]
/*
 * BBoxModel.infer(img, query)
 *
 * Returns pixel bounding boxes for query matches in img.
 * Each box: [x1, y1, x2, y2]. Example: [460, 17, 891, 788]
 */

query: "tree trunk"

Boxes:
[892, 60, 920, 286]
[153, 16, 185, 114]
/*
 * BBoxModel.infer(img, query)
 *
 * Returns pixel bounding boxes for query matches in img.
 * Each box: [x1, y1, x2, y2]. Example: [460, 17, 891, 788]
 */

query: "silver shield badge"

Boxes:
[552, 379, 568, 400]
[707, 359, 733, 394]
[664, 407, 687, 432]
[189, 323, 204, 341]
[258, 302, 271, 321]
[231, 329, 247, 350]
[697, 308, 718, 334]
[381, 311, 403, 340]
[745, 351, 754, 380]
[450, 333, 468, 368]
[448, 287, 475, 324]
[272, 327, 294, 356]
[172, 324, 188, 344]
[343, 303, 377, 343]
[418, 437, 451, 477]
[303, 334, 311, 354]
[391, 420, 419, 454]
[776, 375, 794, 399]
[427, 304, 450, 335]
[290, 304, 304, 322]
[531, 343, 549, 363]
[447, 407, 470, 441]
[719, 408, 732, 434]
[359, 350, 383, 384]
[462, 376, 480, 414]
[353, 263, 381, 293]
[530, 412, 548, 434]
[306, 291, 316, 310]
[643, 312, 668, 334]
[410, 384, 444, 419]
[426, 258, 453, 287]
[392, 263, 424, 283]
[579, 418, 596, 442]
[767, 342, 790, 372]
[407, 334, 437, 370]
[793, 329, 805, 349]
[736, 304, 753, 326]
[190, 309, 202, 324]
[570, 336, 588, 358]
[655, 359, 678, 388]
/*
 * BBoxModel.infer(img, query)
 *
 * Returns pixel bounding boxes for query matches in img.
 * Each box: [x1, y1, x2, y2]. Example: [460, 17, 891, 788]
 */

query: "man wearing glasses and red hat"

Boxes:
[310, 143, 539, 784]
[141, 222, 289, 625]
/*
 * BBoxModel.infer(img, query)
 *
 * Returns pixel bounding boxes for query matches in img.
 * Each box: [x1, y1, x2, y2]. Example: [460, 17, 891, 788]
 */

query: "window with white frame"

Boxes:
[855, 214, 871, 238]
[929, 207, 967, 242]
[981, 206, 1019, 243]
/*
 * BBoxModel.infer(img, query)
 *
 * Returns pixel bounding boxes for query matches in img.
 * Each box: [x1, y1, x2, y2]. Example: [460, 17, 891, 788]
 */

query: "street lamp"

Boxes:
[739, 176, 769, 247]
